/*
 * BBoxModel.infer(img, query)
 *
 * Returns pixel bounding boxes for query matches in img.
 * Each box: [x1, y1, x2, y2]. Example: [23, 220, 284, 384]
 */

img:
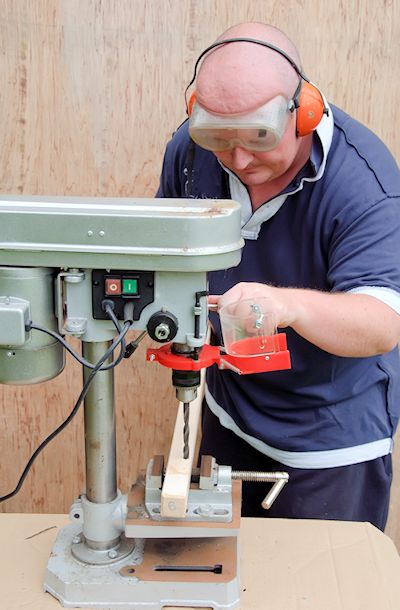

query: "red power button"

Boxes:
[105, 278, 121, 295]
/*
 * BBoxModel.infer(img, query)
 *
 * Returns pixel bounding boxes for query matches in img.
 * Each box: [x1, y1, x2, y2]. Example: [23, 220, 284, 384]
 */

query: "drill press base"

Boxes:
[44, 523, 240, 609]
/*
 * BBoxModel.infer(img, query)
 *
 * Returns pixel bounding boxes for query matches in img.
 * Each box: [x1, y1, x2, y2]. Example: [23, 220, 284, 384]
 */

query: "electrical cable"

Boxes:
[0, 318, 132, 503]
[27, 301, 129, 371]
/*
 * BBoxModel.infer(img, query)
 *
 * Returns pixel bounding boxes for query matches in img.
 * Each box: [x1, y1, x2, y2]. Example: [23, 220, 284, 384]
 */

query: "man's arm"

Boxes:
[210, 282, 400, 357]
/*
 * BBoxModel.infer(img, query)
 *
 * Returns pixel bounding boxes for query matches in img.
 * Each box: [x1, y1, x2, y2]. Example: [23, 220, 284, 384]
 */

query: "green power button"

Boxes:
[122, 278, 138, 295]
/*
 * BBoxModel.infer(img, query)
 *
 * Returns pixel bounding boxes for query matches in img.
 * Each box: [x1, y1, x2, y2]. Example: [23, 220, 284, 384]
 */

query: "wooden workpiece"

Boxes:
[160, 369, 205, 519]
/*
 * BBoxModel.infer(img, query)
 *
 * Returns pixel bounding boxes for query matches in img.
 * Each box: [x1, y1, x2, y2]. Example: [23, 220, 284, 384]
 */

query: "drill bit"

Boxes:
[183, 402, 190, 459]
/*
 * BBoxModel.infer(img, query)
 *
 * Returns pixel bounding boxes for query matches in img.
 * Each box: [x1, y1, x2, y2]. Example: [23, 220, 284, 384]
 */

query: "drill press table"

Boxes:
[1, 512, 400, 609]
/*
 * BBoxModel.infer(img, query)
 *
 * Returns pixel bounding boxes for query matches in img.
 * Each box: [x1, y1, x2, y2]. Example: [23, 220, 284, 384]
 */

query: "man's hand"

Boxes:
[209, 282, 299, 329]
[209, 282, 400, 357]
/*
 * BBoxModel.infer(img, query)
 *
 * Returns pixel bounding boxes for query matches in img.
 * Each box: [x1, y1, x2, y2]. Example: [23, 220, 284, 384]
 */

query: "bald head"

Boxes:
[196, 23, 302, 114]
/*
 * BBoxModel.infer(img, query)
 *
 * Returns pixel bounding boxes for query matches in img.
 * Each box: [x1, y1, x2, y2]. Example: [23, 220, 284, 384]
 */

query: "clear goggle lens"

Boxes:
[189, 95, 290, 153]
[191, 127, 280, 152]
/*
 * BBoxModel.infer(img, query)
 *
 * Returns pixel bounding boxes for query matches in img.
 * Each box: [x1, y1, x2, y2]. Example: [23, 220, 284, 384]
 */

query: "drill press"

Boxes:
[0, 195, 290, 609]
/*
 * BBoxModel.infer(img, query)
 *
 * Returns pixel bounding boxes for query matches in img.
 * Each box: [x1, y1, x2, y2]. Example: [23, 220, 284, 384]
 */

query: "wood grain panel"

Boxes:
[0, 0, 399, 547]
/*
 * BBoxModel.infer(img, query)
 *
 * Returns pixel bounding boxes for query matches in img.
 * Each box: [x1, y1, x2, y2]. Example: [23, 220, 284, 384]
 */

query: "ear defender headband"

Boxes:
[185, 37, 329, 138]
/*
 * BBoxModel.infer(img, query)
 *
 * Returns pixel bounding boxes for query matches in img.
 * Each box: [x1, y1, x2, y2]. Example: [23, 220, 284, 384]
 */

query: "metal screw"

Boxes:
[197, 504, 212, 517]
[72, 535, 81, 544]
[99, 230, 105, 236]
[154, 323, 170, 340]
[231, 470, 288, 483]
[250, 304, 265, 329]
[231, 470, 289, 510]
[87, 230, 93, 236]
[108, 549, 118, 559]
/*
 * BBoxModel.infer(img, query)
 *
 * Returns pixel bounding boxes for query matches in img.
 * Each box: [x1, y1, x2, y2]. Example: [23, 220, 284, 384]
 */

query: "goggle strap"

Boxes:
[290, 80, 303, 111]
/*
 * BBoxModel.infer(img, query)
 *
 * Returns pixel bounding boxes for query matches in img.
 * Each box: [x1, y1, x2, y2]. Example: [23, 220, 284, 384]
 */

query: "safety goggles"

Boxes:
[188, 95, 291, 152]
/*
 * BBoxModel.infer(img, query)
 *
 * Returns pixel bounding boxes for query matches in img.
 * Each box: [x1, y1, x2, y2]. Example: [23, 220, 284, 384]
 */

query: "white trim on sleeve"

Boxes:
[348, 286, 400, 315]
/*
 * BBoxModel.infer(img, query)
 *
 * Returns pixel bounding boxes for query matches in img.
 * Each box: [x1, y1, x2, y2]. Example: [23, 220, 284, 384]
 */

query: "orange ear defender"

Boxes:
[185, 37, 328, 137]
[290, 80, 326, 137]
[187, 91, 197, 117]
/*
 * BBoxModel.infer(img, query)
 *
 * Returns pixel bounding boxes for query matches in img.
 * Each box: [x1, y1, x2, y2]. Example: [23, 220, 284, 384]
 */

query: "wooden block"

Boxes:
[160, 368, 205, 519]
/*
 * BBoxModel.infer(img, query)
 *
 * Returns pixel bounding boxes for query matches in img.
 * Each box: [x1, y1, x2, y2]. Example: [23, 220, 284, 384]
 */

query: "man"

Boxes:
[157, 22, 400, 529]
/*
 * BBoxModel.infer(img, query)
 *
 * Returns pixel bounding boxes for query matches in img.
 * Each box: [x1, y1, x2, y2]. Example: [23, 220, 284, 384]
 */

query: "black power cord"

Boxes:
[0, 303, 135, 503]
[27, 300, 128, 371]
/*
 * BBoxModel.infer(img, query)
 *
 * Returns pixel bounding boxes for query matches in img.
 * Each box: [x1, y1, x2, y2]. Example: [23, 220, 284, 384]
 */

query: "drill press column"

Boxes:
[82, 341, 117, 506]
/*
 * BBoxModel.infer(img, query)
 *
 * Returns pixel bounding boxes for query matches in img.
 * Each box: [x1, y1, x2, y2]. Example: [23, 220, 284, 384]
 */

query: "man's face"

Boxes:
[213, 113, 300, 187]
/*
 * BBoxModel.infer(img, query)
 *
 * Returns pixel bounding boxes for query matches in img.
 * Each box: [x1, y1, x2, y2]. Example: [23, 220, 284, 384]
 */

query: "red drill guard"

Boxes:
[146, 333, 291, 375]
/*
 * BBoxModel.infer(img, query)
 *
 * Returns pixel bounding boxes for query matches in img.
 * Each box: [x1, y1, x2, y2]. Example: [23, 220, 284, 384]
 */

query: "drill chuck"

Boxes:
[172, 368, 200, 403]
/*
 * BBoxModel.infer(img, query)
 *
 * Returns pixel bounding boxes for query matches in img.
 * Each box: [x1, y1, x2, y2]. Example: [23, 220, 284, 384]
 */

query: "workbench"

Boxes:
[2, 513, 400, 609]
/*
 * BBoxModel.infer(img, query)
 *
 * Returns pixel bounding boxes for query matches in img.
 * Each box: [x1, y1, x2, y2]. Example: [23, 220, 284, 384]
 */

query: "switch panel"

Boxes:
[92, 270, 155, 321]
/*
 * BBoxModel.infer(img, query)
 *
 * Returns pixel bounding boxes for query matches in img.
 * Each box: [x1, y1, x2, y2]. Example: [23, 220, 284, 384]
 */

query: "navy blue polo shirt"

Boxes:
[157, 104, 400, 468]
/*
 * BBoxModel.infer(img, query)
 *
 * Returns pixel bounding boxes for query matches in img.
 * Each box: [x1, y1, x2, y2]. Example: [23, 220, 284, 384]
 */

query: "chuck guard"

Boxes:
[146, 333, 291, 375]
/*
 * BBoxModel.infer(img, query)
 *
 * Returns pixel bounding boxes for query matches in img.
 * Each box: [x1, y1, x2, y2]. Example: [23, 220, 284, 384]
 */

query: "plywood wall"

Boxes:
[0, 0, 399, 543]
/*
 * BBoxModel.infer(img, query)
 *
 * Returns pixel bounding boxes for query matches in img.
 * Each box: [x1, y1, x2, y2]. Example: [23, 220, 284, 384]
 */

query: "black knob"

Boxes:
[147, 311, 179, 343]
